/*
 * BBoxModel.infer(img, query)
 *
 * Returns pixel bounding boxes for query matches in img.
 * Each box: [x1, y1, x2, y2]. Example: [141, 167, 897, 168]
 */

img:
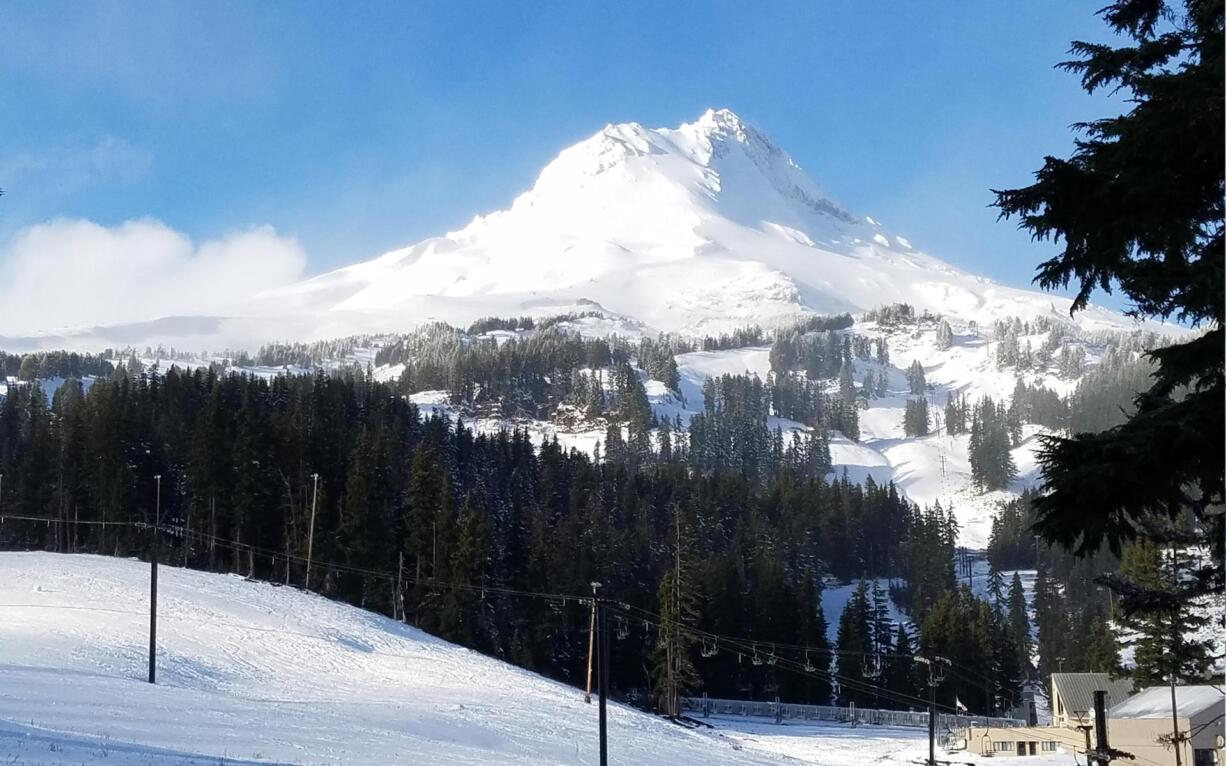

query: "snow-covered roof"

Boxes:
[1109, 685, 1225, 720]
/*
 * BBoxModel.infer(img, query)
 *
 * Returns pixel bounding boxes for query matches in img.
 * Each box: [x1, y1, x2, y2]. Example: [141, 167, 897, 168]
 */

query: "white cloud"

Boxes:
[0, 218, 306, 335]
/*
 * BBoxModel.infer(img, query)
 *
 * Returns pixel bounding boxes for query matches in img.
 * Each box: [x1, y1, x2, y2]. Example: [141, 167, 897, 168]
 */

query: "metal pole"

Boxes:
[1091, 690, 1109, 766]
[1170, 673, 1183, 766]
[305, 473, 319, 590]
[928, 673, 936, 766]
[149, 474, 161, 685]
[395, 551, 404, 621]
[1169, 545, 1184, 766]
[585, 581, 602, 703]
[598, 599, 609, 766]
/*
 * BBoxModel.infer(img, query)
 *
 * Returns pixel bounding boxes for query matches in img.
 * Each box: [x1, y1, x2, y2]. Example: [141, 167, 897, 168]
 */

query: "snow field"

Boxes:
[1, 552, 1084, 766]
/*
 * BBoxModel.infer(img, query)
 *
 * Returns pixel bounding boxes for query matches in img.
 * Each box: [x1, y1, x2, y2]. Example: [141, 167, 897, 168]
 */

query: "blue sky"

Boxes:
[0, 1, 1122, 303]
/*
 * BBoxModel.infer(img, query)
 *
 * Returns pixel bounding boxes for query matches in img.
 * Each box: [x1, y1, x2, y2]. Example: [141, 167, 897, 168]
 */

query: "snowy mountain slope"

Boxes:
[0, 552, 790, 765]
[262, 108, 1145, 340]
[2, 553, 1071, 766]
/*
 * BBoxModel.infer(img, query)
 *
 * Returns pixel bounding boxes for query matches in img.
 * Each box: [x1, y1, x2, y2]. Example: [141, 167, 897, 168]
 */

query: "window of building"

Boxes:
[1041, 742, 1059, 752]
[993, 742, 1013, 752]
[1193, 749, 1216, 766]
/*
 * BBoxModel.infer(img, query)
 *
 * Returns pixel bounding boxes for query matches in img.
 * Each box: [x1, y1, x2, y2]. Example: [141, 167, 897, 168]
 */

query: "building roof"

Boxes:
[1051, 673, 1136, 718]
[1109, 685, 1225, 720]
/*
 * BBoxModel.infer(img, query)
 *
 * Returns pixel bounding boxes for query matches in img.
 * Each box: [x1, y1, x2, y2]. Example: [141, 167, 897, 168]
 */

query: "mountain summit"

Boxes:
[272, 108, 1130, 336]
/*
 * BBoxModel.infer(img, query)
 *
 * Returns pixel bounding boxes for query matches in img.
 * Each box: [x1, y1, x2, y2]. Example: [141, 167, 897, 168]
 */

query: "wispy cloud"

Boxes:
[0, 134, 153, 199]
[0, 218, 305, 335]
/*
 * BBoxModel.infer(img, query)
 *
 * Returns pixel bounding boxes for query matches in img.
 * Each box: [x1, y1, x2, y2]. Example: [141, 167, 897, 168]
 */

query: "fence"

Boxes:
[680, 695, 1027, 730]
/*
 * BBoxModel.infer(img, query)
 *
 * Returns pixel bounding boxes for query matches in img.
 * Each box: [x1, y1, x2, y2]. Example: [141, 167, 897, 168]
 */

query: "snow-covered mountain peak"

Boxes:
[16, 108, 1163, 351]
[245, 107, 1157, 339]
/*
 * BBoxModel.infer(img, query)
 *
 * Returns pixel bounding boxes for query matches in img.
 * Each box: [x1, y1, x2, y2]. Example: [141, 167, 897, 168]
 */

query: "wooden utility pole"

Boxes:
[305, 473, 319, 590]
[585, 581, 602, 703]
[149, 474, 161, 685]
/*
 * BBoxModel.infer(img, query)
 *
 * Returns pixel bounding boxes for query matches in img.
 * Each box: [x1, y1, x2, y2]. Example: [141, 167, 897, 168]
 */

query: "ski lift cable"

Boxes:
[610, 604, 960, 715]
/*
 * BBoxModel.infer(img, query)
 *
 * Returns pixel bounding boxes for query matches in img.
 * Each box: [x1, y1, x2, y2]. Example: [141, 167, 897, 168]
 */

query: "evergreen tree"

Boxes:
[404, 445, 445, 626]
[883, 623, 919, 702]
[995, 0, 1224, 640]
[969, 397, 1017, 491]
[1006, 572, 1032, 672]
[944, 393, 968, 436]
[934, 319, 954, 351]
[903, 398, 930, 437]
[905, 360, 926, 395]
[653, 507, 700, 718]
[870, 580, 893, 655]
[987, 566, 1006, 610]
[837, 361, 856, 406]
[834, 581, 873, 706]
[1114, 539, 1212, 686]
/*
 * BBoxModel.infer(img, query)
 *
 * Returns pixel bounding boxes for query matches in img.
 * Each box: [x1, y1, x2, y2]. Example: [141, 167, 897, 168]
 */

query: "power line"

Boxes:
[611, 601, 985, 717]
[4, 512, 1025, 713]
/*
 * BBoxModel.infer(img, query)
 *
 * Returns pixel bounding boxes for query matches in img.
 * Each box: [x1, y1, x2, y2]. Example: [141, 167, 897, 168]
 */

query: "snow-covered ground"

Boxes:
[660, 321, 1057, 548]
[0, 552, 1082, 766]
[3, 552, 768, 765]
[706, 716, 1073, 766]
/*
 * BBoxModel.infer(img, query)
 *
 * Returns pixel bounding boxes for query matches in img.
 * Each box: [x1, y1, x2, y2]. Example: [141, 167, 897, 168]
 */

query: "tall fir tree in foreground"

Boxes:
[994, 0, 1223, 667]
[653, 506, 700, 718]
[835, 581, 873, 706]
[1115, 539, 1212, 686]
[1006, 572, 1032, 673]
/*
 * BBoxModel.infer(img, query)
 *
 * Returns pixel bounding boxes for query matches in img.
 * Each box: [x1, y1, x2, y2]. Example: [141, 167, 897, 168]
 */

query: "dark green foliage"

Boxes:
[1113, 539, 1213, 686]
[944, 393, 969, 436]
[905, 360, 926, 396]
[993, 0, 1224, 628]
[1, 351, 114, 381]
[769, 329, 845, 379]
[1006, 573, 1032, 672]
[986, 496, 1038, 571]
[864, 304, 916, 326]
[467, 316, 536, 335]
[0, 365, 951, 704]
[1009, 378, 1068, 432]
[835, 581, 873, 705]
[968, 397, 1017, 491]
[903, 398, 930, 437]
[1032, 544, 1121, 683]
[1065, 346, 1155, 433]
[883, 623, 920, 701]
[920, 586, 1024, 715]
[895, 501, 957, 619]
[637, 337, 680, 392]
[653, 507, 701, 717]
